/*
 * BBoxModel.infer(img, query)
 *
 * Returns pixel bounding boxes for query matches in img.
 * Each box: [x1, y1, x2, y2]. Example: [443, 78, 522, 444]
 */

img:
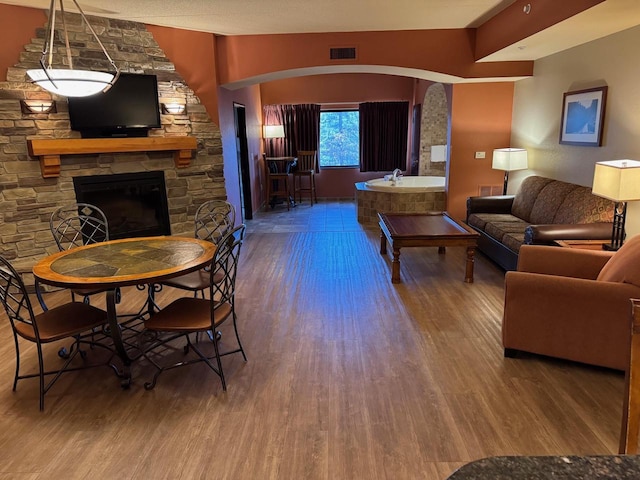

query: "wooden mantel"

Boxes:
[27, 137, 198, 178]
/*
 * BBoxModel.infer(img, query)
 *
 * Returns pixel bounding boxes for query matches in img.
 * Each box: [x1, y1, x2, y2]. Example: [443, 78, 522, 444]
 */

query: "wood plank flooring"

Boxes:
[0, 201, 625, 479]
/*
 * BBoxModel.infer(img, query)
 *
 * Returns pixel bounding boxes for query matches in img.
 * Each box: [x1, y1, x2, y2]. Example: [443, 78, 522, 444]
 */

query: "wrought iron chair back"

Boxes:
[0, 256, 38, 338]
[194, 200, 235, 245]
[208, 223, 245, 313]
[50, 202, 109, 251]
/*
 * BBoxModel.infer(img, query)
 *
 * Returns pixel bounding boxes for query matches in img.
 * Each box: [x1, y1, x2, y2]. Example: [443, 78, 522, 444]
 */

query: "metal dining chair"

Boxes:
[49, 202, 111, 304]
[141, 224, 247, 391]
[0, 254, 117, 410]
[160, 199, 236, 297]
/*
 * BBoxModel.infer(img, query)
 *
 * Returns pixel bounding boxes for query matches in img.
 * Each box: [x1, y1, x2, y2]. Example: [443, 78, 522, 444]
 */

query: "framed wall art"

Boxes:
[559, 86, 608, 146]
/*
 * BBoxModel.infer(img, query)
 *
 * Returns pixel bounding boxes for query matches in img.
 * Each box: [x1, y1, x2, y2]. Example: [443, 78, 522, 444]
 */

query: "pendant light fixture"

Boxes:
[26, 0, 120, 97]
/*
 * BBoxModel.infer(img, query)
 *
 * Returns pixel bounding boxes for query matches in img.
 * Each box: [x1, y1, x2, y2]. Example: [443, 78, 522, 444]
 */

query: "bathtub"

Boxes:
[364, 175, 445, 192]
[355, 176, 447, 226]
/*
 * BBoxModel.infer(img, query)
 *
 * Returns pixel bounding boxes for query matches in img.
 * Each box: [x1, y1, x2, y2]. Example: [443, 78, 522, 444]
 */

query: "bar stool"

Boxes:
[293, 150, 318, 206]
[264, 155, 292, 210]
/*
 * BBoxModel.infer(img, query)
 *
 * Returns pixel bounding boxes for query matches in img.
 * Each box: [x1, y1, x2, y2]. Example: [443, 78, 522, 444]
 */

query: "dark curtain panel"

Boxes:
[359, 101, 409, 172]
[263, 103, 320, 171]
[294, 103, 320, 172]
[263, 104, 295, 157]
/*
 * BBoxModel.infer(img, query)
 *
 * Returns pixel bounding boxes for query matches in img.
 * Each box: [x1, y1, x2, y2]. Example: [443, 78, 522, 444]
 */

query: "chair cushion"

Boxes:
[597, 235, 640, 287]
[467, 213, 523, 231]
[144, 297, 232, 332]
[484, 219, 529, 243]
[15, 302, 107, 342]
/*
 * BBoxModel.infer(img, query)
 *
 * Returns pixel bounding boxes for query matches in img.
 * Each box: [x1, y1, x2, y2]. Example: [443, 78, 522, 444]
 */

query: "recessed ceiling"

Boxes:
[3, 0, 640, 63]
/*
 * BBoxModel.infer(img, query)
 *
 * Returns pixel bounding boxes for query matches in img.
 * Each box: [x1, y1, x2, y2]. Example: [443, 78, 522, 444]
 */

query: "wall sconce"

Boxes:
[592, 159, 640, 250]
[20, 99, 57, 114]
[161, 103, 186, 115]
[492, 148, 528, 195]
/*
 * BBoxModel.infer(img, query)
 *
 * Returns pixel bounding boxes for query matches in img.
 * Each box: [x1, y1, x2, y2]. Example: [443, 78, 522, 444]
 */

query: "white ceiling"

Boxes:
[3, 0, 640, 67]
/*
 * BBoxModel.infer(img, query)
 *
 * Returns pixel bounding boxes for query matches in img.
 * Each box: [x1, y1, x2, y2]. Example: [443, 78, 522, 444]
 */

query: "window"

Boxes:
[319, 110, 359, 167]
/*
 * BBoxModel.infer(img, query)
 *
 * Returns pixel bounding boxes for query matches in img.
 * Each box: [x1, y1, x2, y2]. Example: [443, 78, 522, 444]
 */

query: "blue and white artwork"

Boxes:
[565, 99, 598, 134]
[560, 87, 607, 146]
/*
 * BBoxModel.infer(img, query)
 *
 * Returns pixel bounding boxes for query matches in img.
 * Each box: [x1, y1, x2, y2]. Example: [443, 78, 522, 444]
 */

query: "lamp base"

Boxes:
[602, 243, 620, 252]
[502, 171, 509, 195]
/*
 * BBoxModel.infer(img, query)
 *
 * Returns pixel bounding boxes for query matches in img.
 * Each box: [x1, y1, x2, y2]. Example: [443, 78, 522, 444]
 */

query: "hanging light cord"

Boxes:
[38, 0, 119, 82]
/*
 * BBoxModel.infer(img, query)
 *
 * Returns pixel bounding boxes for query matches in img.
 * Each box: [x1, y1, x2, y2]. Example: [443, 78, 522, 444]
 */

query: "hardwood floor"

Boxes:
[0, 201, 624, 479]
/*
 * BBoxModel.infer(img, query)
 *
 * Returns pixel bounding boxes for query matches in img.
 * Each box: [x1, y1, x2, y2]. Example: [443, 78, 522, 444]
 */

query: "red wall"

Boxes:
[261, 73, 415, 105]
[448, 82, 515, 221]
[147, 25, 220, 126]
[217, 30, 532, 87]
[0, 4, 45, 81]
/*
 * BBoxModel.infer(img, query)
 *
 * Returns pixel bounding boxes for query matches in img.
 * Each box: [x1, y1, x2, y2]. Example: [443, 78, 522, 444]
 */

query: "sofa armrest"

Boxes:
[503, 272, 640, 370]
[524, 222, 613, 245]
[466, 195, 514, 220]
[517, 245, 613, 279]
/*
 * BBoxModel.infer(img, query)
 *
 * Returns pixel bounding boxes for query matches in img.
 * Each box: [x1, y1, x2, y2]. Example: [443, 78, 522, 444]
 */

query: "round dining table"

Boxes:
[32, 235, 217, 384]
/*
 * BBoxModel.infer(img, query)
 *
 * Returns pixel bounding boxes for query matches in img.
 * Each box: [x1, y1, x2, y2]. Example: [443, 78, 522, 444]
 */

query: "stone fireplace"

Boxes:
[0, 12, 226, 284]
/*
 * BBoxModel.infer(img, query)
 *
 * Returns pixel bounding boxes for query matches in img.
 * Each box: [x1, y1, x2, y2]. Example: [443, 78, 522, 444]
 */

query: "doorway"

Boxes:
[233, 103, 252, 220]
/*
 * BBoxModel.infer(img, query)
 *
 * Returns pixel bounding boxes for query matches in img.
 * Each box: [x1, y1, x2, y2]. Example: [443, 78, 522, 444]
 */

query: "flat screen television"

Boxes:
[68, 73, 161, 138]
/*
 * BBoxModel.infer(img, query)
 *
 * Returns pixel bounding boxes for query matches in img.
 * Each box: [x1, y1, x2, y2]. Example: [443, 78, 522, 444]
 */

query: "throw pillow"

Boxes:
[597, 234, 640, 287]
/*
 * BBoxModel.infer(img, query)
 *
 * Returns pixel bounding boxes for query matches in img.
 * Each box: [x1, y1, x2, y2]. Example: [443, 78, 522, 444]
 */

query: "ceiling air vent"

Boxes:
[330, 47, 356, 60]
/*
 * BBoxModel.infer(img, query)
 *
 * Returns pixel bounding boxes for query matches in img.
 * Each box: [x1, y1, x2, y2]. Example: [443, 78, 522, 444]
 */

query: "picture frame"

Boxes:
[559, 86, 608, 146]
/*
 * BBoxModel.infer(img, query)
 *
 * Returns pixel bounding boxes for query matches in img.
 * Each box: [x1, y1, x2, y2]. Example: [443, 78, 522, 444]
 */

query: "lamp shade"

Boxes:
[592, 159, 640, 201]
[492, 148, 528, 171]
[263, 125, 285, 139]
[27, 69, 116, 97]
[26, 0, 119, 98]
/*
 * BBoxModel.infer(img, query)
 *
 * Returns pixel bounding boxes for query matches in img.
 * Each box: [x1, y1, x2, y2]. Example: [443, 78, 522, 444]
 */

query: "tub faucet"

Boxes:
[391, 168, 403, 182]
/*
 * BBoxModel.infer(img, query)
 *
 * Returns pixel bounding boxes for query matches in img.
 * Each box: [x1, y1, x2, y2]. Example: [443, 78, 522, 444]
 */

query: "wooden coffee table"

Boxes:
[378, 212, 480, 284]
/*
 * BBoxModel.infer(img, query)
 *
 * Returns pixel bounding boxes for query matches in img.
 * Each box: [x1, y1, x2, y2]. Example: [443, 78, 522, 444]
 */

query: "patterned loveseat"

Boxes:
[466, 175, 615, 271]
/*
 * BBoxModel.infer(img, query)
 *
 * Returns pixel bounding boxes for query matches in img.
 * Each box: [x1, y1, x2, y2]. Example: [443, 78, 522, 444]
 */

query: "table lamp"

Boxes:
[492, 148, 528, 195]
[592, 159, 640, 250]
[263, 125, 285, 156]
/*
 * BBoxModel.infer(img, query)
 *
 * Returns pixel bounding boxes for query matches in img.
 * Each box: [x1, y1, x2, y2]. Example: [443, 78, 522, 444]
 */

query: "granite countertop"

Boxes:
[447, 455, 640, 479]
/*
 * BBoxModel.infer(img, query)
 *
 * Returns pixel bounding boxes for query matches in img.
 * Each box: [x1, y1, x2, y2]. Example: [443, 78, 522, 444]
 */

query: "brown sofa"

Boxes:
[502, 238, 640, 371]
[466, 175, 615, 270]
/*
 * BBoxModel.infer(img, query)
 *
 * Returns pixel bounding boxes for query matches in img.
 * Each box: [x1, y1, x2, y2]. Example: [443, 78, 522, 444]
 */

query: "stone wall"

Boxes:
[419, 83, 448, 176]
[0, 12, 225, 282]
[355, 183, 446, 226]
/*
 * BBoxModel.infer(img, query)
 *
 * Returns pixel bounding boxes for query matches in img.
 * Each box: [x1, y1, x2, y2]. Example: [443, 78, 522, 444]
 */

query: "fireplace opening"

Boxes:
[73, 171, 171, 240]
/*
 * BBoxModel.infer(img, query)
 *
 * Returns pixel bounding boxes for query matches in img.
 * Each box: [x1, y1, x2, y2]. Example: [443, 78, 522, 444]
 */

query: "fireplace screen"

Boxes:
[73, 171, 171, 240]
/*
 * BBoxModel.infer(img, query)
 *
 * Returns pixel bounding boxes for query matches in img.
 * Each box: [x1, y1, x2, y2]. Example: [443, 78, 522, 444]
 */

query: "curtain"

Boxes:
[294, 103, 320, 172]
[359, 101, 409, 172]
[263, 104, 295, 157]
[263, 103, 320, 171]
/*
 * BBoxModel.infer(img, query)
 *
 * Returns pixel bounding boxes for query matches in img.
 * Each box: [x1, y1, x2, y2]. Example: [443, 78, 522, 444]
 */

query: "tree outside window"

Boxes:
[319, 110, 359, 168]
